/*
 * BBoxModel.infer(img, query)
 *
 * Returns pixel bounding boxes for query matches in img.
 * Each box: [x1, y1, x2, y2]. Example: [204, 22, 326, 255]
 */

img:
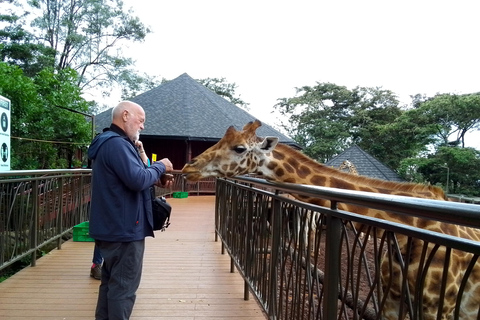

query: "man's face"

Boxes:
[124, 107, 145, 142]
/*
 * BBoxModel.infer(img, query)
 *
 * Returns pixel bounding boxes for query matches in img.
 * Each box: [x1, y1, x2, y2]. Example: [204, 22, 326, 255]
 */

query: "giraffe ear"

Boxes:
[259, 137, 278, 152]
[243, 120, 262, 132]
[224, 125, 238, 138]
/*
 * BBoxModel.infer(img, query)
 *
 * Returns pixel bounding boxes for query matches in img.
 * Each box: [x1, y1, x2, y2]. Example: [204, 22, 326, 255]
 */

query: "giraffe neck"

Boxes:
[347, 163, 358, 175]
[256, 143, 454, 236]
[257, 143, 445, 201]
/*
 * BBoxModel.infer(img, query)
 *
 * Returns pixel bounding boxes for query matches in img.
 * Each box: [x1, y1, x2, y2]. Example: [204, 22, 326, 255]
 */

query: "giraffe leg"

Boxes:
[308, 211, 321, 255]
[381, 256, 409, 320]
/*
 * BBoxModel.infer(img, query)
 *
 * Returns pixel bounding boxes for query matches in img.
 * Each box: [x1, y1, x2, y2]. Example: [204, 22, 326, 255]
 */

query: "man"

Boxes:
[88, 101, 173, 319]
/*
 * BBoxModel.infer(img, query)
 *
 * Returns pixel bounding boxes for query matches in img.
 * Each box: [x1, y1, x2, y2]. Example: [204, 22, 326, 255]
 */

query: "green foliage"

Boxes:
[274, 83, 354, 162]
[399, 147, 480, 196]
[198, 77, 250, 110]
[416, 93, 480, 148]
[0, 12, 56, 75]
[119, 71, 163, 101]
[28, 0, 151, 91]
[364, 109, 438, 169]
[2, 0, 152, 102]
[0, 62, 91, 169]
[276, 81, 480, 195]
[274, 83, 405, 163]
[0, 0, 154, 169]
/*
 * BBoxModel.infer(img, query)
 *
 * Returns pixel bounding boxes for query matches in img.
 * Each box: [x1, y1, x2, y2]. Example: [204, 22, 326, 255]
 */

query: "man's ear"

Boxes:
[122, 110, 129, 122]
[259, 137, 278, 152]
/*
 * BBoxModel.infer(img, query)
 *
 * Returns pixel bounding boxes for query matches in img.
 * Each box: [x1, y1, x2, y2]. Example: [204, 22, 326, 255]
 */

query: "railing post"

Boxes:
[244, 189, 254, 301]
[214, 180, 220, 242]
[268, 196, 281, 320]
[30, 180, 39, 267]
[57, 177, 64, 249]
[323, 200, 341, 320]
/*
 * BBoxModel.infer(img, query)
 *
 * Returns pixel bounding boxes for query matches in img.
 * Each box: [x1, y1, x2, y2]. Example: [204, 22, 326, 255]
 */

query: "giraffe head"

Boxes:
[339, 160, 353, 170]
[339, 159, 358, 175]
[182, 120, 279, 181]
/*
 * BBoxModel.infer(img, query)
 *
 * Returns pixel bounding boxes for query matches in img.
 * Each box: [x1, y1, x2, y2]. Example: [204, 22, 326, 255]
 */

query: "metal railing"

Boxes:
[154, 170, 216, 197]
[215, 176, 480, 320]
[0, 169, 215, 273]
[0, 169, 92, 271]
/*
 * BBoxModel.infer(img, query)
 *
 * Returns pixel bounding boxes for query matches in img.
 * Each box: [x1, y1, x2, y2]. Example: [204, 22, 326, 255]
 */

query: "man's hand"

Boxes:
[155, 173, 174, 188]
[153, 158, 173, 187]
[159, 158, 173, 172]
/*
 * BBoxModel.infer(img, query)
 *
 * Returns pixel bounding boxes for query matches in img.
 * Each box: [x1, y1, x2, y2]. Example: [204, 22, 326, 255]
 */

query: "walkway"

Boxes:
[0, 196, 266, 320]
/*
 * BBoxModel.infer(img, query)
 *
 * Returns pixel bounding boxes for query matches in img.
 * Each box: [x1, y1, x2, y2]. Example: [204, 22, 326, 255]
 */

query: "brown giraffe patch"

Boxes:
[275, 167, 285, 177]
[272, 150, 285, 160]
[283, 163, 295, 173]
[287, 157, 299, 167]
[310, 175, 327, 185]
[297, 166, 311, 179]
[331, 177, 356, 190]
[267, 161, 278, 170]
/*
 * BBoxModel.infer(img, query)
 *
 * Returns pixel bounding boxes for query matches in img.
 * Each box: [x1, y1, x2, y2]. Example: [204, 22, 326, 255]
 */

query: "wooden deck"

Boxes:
[0, 196, 267, 320]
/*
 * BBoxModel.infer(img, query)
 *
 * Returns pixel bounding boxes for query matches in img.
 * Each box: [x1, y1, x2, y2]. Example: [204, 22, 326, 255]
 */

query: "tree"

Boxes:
[0, 0, 154, 168]
[363, 104, 439, 169]
[0, 12, 56, 76]
[274, 83, 357, 162]
[274, 83, 407, 164]
[398, 147, 480, 196]
[119, 71, 164, 101]
[348, 87, 409, 168]
[198, 77, 249, 110]
[2, 0, 151, 97]
[0, 62, 91, 169]
[34, 67, 92, 167]
[415, 93, 480, 148]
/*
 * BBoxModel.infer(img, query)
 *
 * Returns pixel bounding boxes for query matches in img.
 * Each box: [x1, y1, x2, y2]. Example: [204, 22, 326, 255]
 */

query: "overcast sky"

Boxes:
[117, 0, 480, 148]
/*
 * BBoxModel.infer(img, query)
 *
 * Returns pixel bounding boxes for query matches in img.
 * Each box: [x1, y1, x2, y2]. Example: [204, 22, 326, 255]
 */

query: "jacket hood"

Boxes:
[88, 131, 121, 160]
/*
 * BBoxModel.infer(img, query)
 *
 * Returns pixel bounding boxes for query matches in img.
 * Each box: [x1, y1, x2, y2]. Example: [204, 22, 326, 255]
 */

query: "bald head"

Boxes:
[111, 101, 146, 142]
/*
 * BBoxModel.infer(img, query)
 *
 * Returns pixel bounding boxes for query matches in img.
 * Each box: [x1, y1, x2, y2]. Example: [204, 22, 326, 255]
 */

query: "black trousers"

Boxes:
[94, 239, 145, 320]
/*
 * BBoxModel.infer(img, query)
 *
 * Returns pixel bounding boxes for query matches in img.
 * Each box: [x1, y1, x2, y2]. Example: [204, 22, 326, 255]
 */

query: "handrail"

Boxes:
[235, 175, 480, 228]
[215, 176, 480, 320]
[0, 169, 93, 272]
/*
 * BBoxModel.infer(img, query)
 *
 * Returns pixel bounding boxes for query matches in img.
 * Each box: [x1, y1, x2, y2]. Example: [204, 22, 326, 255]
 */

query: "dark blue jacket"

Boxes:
[87, 125, 166, 242]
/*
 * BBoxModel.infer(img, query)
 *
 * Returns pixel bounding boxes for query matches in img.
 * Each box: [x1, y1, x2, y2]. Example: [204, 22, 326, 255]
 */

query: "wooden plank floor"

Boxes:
[0, 196, 267, 320]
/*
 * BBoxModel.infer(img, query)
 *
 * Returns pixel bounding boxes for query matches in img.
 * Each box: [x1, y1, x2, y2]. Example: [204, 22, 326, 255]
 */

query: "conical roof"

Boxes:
[325, 145, 404, 182]
[94, 73, 297, 145]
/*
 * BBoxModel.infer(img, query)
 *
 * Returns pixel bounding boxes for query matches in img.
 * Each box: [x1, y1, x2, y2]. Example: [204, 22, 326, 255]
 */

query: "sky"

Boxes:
[116, 0, 480, 148]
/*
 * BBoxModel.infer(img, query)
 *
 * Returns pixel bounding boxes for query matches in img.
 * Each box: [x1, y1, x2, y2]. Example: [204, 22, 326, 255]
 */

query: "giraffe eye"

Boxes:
[233, 146, 247, 154]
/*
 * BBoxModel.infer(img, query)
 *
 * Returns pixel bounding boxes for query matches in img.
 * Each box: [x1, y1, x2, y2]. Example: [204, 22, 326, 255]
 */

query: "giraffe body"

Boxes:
[182, 120, 480, 320]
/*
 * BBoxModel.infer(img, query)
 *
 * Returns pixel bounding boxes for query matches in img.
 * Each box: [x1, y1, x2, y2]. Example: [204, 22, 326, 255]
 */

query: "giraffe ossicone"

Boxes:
[181, 120, 480, 320]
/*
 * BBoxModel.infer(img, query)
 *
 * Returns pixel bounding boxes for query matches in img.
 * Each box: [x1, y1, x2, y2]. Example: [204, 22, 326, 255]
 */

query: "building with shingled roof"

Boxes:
[93, 73, 299, 169]
[325, 145, 404, 182]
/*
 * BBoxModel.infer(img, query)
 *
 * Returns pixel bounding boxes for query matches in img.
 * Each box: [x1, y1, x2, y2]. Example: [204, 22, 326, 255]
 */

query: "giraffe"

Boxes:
[182, 120, 480, 320]
[339, 159, 358, 175]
